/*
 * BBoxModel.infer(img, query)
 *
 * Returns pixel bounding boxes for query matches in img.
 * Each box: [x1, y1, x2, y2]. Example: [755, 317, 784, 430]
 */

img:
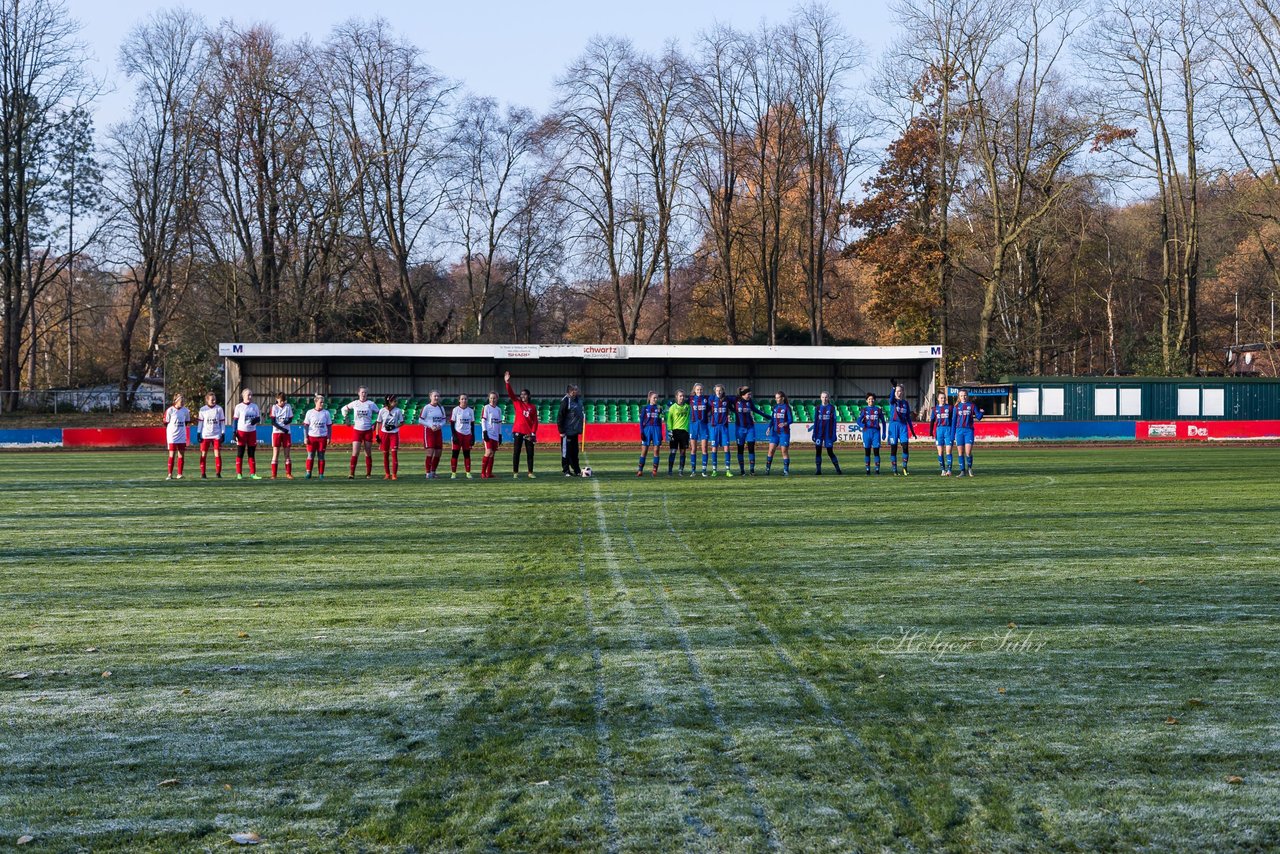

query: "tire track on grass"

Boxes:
[589, 479, 716, 849]
[575, 518, 621, 854]
[658, 492, 932, 847]
[611, 489, 782, 853]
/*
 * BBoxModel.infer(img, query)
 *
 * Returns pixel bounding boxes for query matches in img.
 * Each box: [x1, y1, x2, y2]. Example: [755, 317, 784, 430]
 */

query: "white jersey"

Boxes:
[377, 406, 404, 433]
[269, 403, 293, 434]
[197, 404, 225, 440]
[451, 405, 475, 438]
[419, 403, 447, 431]
[233, 401, 261, 432]
[342, 399, 378, 431]
[303, 408, 333, 438]
[164, 406, 191, 445]
[481, 404, 504, 441]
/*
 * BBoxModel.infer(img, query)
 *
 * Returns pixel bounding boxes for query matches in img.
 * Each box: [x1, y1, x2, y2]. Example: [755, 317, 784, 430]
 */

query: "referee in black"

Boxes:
[557, 384, 584, 476]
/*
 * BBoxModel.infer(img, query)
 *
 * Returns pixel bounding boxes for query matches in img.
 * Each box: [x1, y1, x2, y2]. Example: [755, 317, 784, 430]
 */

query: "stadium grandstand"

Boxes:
[219, 342, 942, 437]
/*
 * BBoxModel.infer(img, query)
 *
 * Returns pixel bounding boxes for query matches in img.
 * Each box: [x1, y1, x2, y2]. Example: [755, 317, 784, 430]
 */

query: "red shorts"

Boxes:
[353, 428, 374, 443]
[235, 430, 257, 447]
[306, 437, 328, 453]
[272, 432, 291, 448]
[424, 429, 443, 450]
[166, 442, 187, 451]
[200, 438, 221, 452]
[451, 433, 474, 451]
[380, 432, 400, 451]
[483, 437, 500, 453]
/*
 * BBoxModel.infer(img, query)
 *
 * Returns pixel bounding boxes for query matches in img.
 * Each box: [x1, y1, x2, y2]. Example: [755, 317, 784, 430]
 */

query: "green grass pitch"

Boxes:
[1, 446, 1278, 851]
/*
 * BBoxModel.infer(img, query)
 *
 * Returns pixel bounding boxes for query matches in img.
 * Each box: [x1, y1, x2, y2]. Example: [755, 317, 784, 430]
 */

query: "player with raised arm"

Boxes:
[162, 393, 190, 480]
[637, 391, 664, 477]
[268, 392, 294, 479]
[708, 384, 735, 477]
[688, 382, 712, 476]
[952, 388, 983, 477]
[857, 393, 887, 475]
[504, 371, 539, 479]
[376, 394, 404, 480]
[232, 388, 263, 480]
[811, 391, 843, 475]
[449, 393, 477, 479]
[418, 390, 448, 479]
[666, 388, 691, 476]
[303, 393, 332, 479]
[930, 392, 955, 476]
[196, 392, 226, 478]
[764, 391, 794, 476]
[480, 391, 503, 479]
[341, 387, 379, 479]
[888, 384, 917, 476]
[732, 386, 770, 476]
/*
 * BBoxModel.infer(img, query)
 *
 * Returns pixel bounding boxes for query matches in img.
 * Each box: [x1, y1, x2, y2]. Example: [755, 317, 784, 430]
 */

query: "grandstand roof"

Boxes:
[219, 342, 942, 361]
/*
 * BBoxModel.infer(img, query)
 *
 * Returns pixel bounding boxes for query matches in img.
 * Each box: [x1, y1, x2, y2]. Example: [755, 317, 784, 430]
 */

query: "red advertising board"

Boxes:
[1137, 420, 1280, 441]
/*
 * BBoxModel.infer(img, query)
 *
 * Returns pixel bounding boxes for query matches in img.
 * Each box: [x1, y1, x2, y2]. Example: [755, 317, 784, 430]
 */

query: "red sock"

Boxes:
[167, 456, 174, 475]
[306, 456, 313, 474]
[235, 458, 242, 475]
[200, 456, 207, 476]
[383, 453, 391, 476]
[177, 456, 184, 475]
[451, 454, 458, 473]
[215, 456, 222, 475]
[350, 457, 357, 476]
[248, 458, 256, 475]
[319, 457, 326, 475]
[464, 455, 471, 473]
[271, 462, 278, 477]
[391, 450, 398, 475]
[365, 454, 372, 476]
[285, 459, 291, 475]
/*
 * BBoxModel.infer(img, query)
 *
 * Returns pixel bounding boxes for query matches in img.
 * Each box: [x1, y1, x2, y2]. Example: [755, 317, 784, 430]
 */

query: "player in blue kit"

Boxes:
[857, 393, 887, 474]
[636, 390, 665, 477]
[810, 391, 842, 475]
[708, 384, 735, 477]
[952, 388, 983, 476]
[732, 386, 770, 475]
[887, 384, 917, 475]
[929, 391, 955, 476]
[688, 382, 712, 476]
[764, 391, 794, 475]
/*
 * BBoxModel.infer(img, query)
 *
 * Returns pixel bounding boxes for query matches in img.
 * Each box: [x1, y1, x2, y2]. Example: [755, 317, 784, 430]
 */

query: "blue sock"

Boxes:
[865, 452, 871, 471]
[783, 458, 790, 474]
[668, 451, 675, 472]
[947, 453, 953, 471]
[903, 450, 909, 467]
[890, 449, 898, 469]
[938, 453, 945, 470]
[765, 453, 773, 470]
[968, 455, 974, 471]
[815, 450, 822, 473]
[748, 451, 756, 471]
[701, 453, 708, 470]
[711, 451, 717, 470]
[638, 453, 646, 470]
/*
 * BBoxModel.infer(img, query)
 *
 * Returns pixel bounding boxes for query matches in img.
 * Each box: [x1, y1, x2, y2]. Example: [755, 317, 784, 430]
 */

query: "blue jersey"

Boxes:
[858, 405, 886, 436]
[639, 404, 663, 428]
[709, 395, 733, 426]
[889, 397, 914, 427]
[689, 394, 711, 424]
[733, 396, 767, 426]
[931, 404, 954, 435]
[952, 401, 983, 430]
[812, 403, 838, 443]
[769, 403, 793, 434]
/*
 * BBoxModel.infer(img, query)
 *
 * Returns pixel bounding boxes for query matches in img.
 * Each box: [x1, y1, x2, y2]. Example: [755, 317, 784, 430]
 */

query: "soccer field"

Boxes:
[1, 447, 1278, 851]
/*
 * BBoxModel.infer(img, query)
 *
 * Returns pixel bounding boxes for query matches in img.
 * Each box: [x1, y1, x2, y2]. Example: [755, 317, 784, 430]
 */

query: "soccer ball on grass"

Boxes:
[582, 466, 593, 478]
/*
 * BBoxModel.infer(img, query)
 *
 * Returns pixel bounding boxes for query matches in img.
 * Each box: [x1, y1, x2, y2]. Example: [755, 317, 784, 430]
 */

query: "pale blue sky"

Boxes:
[68, 0, 898, 127]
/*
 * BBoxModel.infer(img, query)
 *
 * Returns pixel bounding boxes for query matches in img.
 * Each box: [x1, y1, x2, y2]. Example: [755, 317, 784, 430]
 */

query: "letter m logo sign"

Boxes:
[232, 344, 244, 354]
[930, 346, 942, 356]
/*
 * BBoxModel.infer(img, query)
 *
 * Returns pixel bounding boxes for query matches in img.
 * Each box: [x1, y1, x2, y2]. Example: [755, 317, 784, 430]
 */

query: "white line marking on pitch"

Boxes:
[576, 519, 621, 854]
[616, 491, 782, 853]
[590, 479, 715, 848]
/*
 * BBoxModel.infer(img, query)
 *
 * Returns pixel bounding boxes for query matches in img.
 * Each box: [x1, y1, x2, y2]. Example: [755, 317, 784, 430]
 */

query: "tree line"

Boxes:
[2, 0, 1280, 410]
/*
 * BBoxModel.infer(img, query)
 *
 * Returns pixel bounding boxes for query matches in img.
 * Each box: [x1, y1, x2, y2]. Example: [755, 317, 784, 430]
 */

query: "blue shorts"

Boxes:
[934, 427, 953, 447]
[641, 426, 663, 446]
[735, 424, 756, 445]
[710, 424, 731, 448]
[953, 428, 975, 446]
[689, 421, 709, 442]
[888, 423, 912, 444]
[814, 437, 835, 449]
[768, 430, 790, 447]
[862, 432, 881, 449]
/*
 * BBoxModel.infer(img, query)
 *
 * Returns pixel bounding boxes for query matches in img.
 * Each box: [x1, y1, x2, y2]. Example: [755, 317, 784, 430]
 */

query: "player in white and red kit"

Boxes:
[480, 391, 503, 479]
[197, 392, 226, 478]
[163, 393, 191, 479]
[341, 387, 379, 479]
[232, 388, 263, 480]
[303, 393, 333, 478]
[269, 392, 294, 479]
[376, 394, 404, 480]
[418, 390, 447, 479]
[449, 393, 476, 479]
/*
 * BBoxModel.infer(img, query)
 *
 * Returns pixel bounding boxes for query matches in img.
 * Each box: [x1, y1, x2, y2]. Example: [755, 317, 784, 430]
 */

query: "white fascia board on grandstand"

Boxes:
[219, 343, 942, 361]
